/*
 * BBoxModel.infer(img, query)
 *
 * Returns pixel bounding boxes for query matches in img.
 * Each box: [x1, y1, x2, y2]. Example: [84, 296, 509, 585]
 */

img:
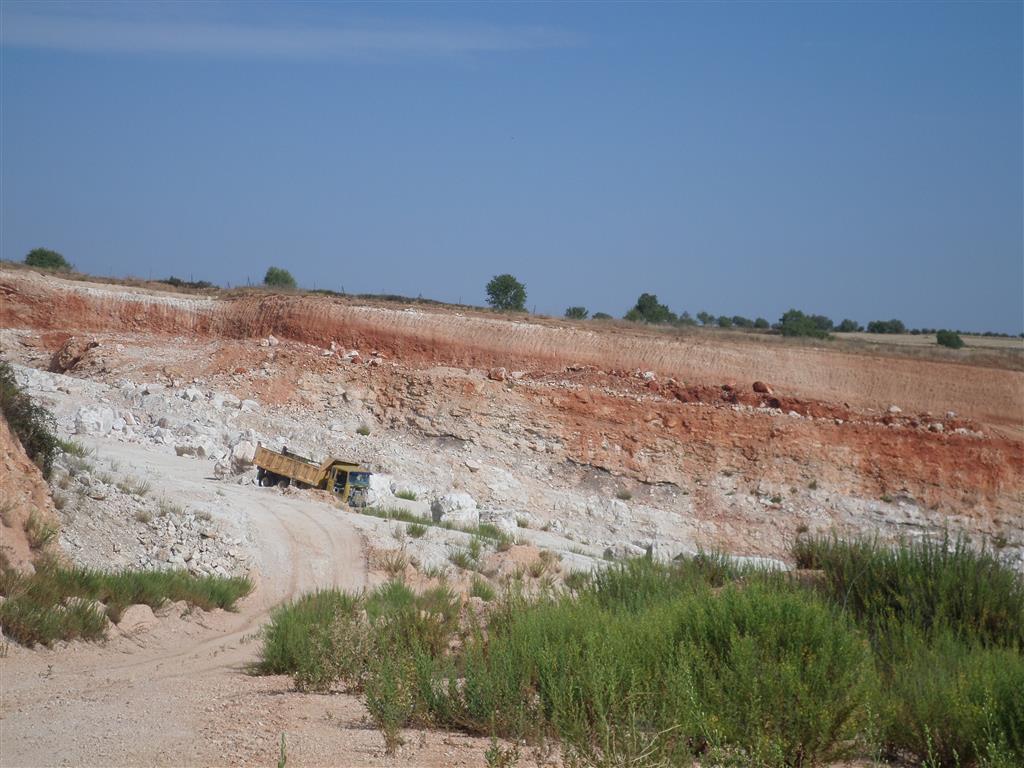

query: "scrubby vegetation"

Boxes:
[157, 276, 215, 290]
[24, 247, 71, 271]
[564, 306, 588, 319]
[1, 360, 60, 477]
[260, 536, 1022, 767]
[263, 266, 297, 289]
[0, 557, 252, 647]
[357, 506, 514, 549]
[778, 308, 833, 339]
[867, 318, 907, 334]
[937, 329, 966, 349]
[624, 293, 676, 324]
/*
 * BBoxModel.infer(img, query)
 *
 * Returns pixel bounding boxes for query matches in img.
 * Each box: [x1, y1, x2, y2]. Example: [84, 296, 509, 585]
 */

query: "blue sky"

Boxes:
[2, 1, 1021, 332]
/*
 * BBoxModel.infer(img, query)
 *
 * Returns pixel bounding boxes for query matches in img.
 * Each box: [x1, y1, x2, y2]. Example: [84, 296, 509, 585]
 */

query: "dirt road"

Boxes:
[1, 440, 372, 767]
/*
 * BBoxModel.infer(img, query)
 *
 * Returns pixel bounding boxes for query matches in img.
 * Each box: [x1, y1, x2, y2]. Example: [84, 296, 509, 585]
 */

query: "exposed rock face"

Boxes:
[50, 337, 99, 373]
[431, 492, 479, 527]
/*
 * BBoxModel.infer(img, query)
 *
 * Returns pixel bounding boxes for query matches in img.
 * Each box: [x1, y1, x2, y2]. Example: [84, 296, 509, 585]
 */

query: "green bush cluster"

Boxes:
[795, 535, 1024, 765]
[24, 247, 71, 271]
[0, 557, 252, 647]
[867, 318, 906, 334]
[260, 538, 1022, 767]
[778, 309, 833, 339]
[0, 360, 60, 477]
[937, 329, 966, 349]
[263, 266, 297, 289]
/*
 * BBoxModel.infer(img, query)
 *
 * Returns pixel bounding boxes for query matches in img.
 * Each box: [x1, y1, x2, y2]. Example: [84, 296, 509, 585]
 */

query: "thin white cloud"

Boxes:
[0, 8, 574, 58]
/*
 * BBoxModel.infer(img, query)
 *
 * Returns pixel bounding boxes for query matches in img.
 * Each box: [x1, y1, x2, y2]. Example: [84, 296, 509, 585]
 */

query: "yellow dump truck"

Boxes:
[254, 444, 371, 506]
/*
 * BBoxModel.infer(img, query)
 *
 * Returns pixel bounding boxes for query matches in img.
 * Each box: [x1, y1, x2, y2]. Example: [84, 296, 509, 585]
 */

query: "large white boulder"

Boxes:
[75, 406, 114, 436]
[431, 492, 479, 528]
[230, 440, 256, 471]
[366, 473, 394, 506]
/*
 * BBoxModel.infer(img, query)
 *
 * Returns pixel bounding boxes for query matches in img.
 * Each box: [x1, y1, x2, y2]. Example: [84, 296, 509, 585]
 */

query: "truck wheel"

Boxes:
[259, 473, 275, 487]
[278, 477, 291, 488]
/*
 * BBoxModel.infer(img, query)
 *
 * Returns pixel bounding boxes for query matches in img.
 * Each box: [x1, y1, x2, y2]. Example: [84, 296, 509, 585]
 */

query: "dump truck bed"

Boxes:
[254, 445, 331, 487]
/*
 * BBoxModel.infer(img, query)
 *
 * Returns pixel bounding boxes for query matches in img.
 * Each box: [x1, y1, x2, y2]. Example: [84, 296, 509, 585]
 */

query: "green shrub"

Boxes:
[882, 628, 1024, 766]
[436, 580, 876, 766]
[591, 312, 613, 320]
[259, 543, 1024, 768]
[792, 535, 1024, 648]
[259, 589, 362, 675]
[937, 329, 966, 349]
[394, 489, 417, 501]
[364, 648, 421, 754]
[778, 309, 832, 339]
[624, 293, 675, 324]
[867, 319, 906, 334]
[263, 266, 297, 289]
[0, 361, 60, 477]
[356, 424, 371, 436]
[260, 582, 458, 682]
[564, 306, 588, 320]
[157, 276, 214, 290]
[406, 522, 428, 538]
[24, 247, 71, 271]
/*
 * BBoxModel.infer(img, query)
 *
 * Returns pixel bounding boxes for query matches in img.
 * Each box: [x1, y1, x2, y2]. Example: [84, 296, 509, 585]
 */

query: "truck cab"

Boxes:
[327, 463, 372, 506]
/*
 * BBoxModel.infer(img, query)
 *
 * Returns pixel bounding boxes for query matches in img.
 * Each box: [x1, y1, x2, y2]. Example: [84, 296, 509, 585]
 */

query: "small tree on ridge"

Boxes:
[485, 274, 527, 311]
[264, 267, 297, 289]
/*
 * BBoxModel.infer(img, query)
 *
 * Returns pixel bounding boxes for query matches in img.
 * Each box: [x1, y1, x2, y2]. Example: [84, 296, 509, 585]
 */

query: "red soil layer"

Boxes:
[3, 268, 1022, 520]
[3, 270, 1021, 430]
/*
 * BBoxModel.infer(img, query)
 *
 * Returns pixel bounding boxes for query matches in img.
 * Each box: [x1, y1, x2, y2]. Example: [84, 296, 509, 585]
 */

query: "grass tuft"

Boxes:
[0, 559, 252, 647]
[25, 512, 58, 550]
[470, 575, 496, 602]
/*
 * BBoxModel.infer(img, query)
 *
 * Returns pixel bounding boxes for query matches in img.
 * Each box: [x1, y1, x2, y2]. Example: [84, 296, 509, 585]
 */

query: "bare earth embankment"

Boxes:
[1, 265, 1023, 766]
